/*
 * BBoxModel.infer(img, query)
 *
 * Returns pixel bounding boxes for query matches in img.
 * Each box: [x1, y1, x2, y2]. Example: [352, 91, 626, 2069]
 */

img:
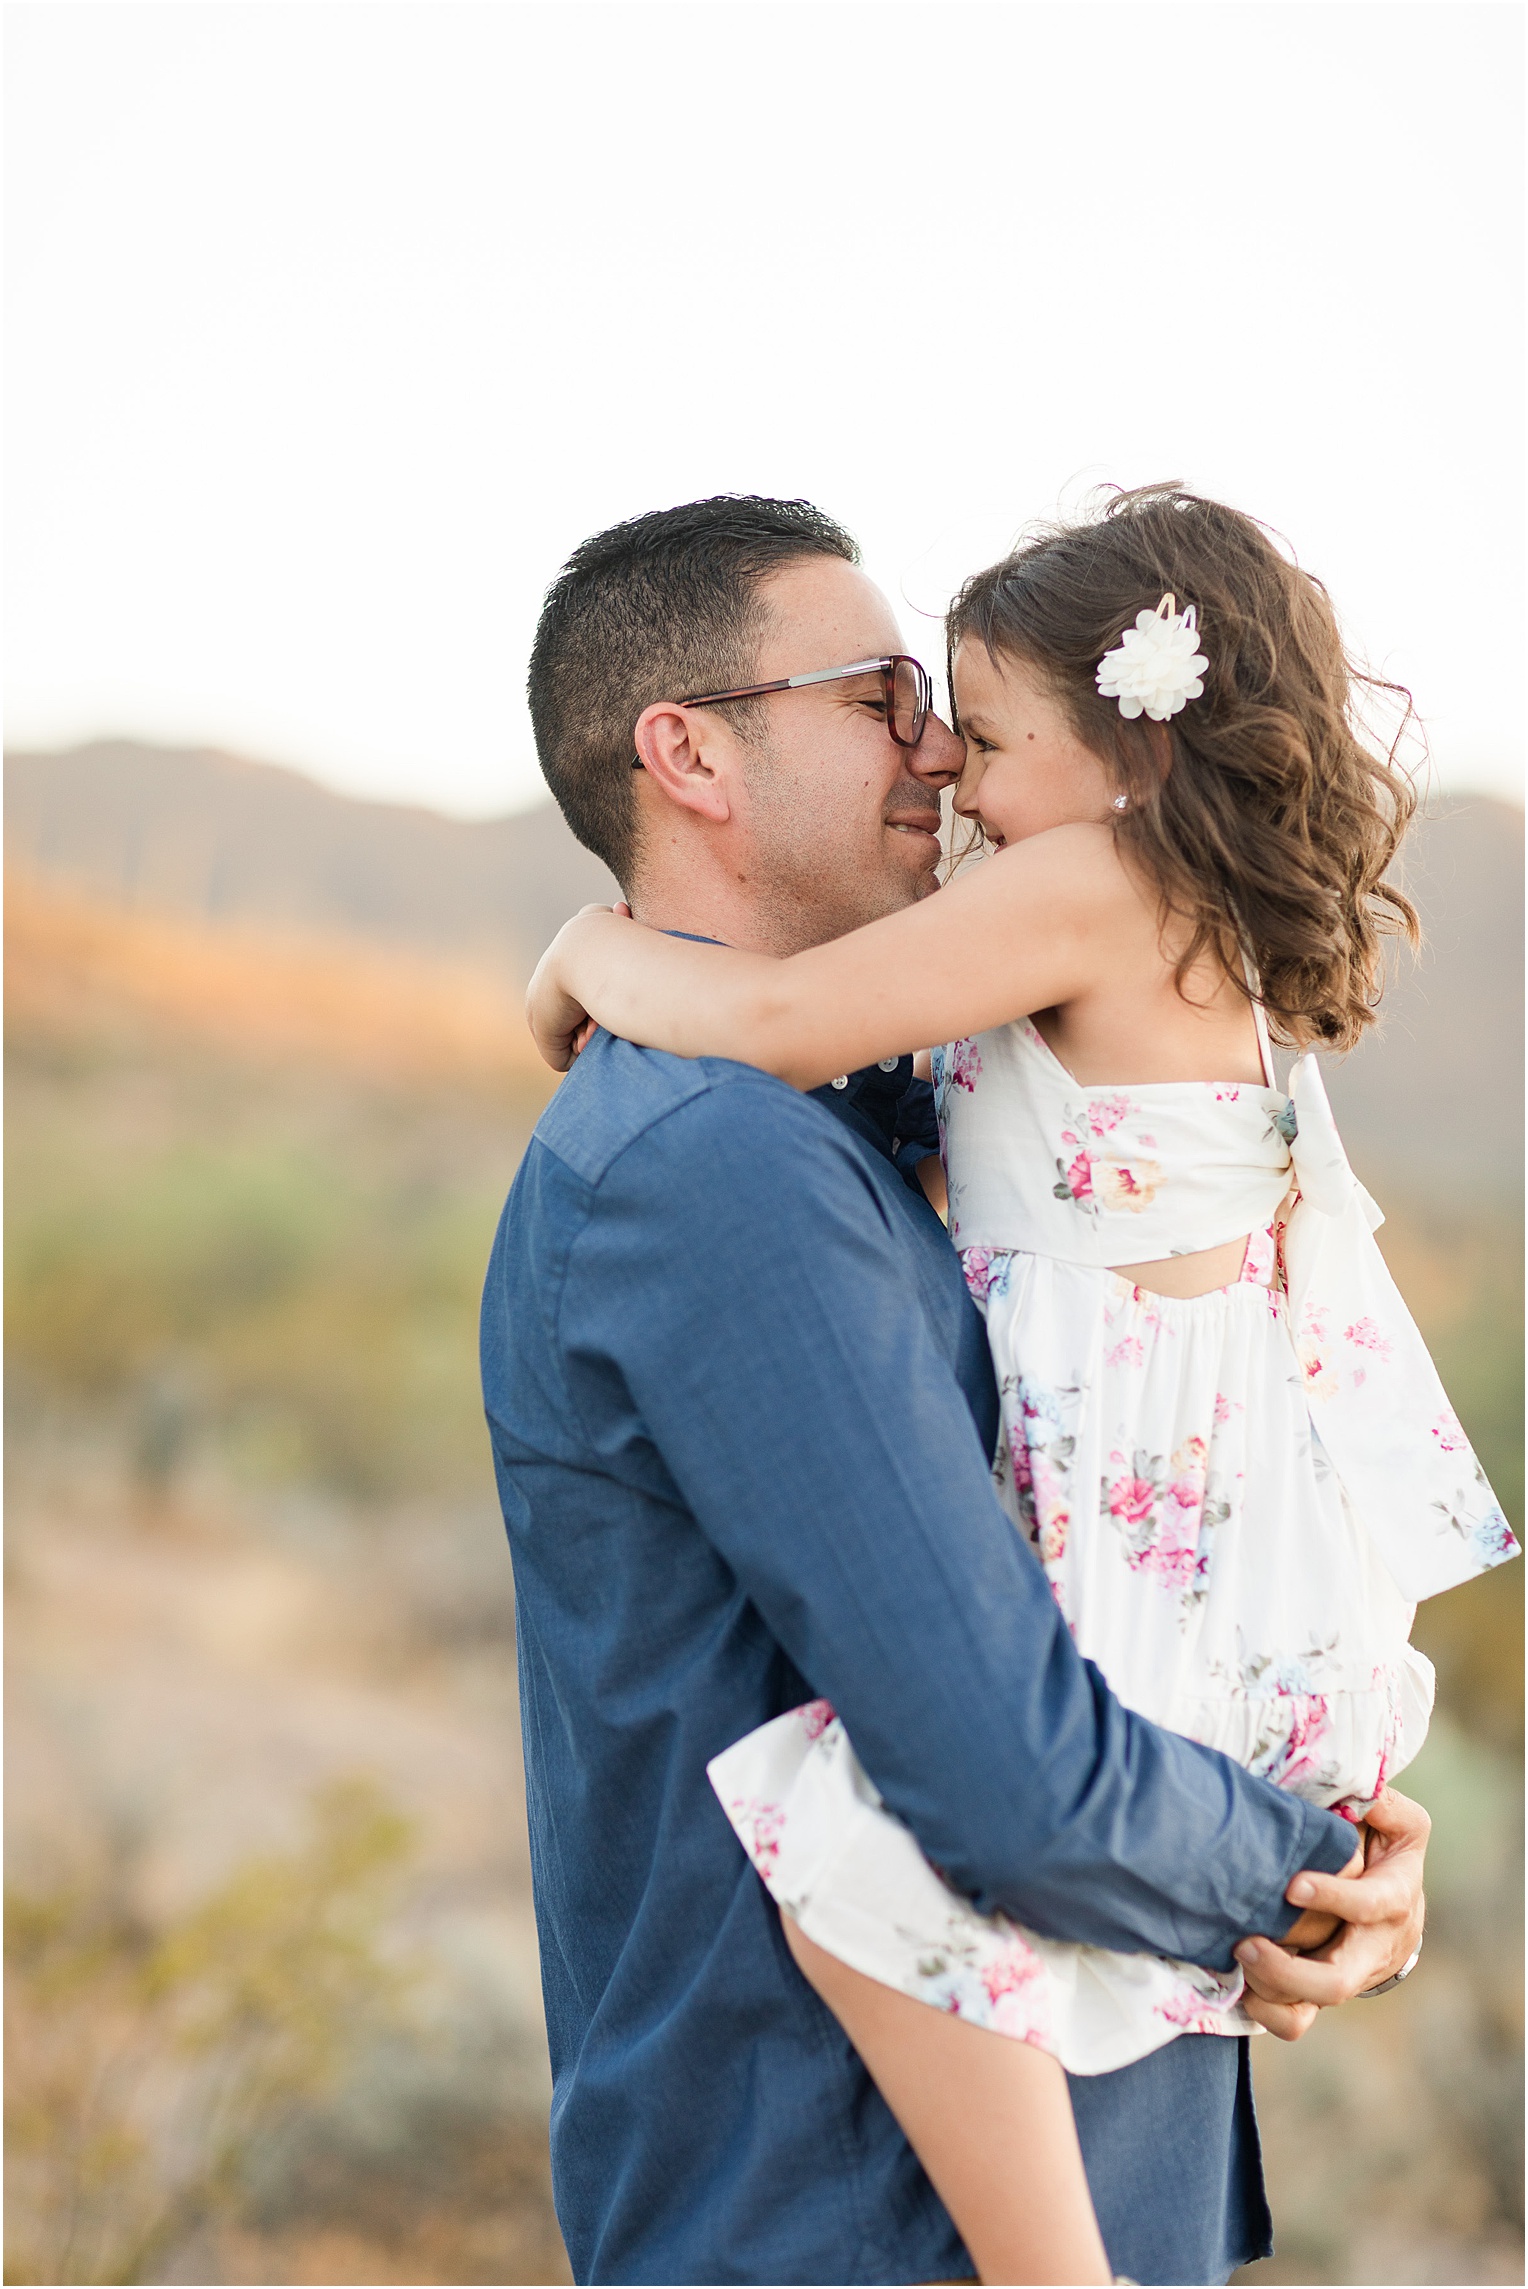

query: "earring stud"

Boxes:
[1112, 794, 1129, 812]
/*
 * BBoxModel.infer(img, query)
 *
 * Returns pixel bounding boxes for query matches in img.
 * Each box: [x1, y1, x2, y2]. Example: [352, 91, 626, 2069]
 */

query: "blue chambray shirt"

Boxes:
[480, 1034, 1354, 2286]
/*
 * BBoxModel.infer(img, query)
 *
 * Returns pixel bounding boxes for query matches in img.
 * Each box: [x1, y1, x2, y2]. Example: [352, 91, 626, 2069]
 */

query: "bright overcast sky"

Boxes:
[6, 1, 1523, 816]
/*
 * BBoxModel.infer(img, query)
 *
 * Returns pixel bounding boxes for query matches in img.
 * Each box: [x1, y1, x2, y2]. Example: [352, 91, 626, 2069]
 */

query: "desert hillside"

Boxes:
[5, 740, 619, 976]
[7, 740, 1521, 1196]
[4, 870, 548, 1087]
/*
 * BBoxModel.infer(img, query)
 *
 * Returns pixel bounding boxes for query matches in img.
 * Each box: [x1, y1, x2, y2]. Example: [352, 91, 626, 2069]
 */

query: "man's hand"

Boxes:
[1234, 1788, 1429, 2041]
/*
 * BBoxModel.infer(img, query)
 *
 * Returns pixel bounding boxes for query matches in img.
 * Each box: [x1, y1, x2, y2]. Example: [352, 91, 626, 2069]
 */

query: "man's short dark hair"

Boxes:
[527, 495, 860, 886]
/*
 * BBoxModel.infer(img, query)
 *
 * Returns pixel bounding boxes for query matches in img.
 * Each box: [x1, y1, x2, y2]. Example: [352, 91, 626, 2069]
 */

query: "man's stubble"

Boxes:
[738, 750, 940, 956]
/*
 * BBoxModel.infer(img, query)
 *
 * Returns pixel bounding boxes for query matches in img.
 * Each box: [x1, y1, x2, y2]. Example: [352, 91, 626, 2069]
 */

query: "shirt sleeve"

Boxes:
[562, 1075, 1355, 1970]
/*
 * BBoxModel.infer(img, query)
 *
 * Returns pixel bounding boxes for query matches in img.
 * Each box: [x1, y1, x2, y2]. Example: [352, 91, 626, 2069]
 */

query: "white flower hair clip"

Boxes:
[1095, 592, 1209, 722]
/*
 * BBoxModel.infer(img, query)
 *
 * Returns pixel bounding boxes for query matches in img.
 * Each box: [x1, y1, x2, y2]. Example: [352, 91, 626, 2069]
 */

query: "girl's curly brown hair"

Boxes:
[947, 485, 1420, 1050]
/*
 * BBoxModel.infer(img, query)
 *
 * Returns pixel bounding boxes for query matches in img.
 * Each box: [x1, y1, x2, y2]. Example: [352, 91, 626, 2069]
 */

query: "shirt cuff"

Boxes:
[1261, 1800, 1362, 1943]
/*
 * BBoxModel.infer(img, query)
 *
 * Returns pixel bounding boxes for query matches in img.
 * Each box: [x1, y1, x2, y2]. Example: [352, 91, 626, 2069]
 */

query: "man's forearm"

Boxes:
[588, 1085, 1358, 1967]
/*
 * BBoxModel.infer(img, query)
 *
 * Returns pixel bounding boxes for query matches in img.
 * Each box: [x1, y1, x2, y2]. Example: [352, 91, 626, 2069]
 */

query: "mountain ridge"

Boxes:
[4, 740, 620, 977]
[6, 739, 1521, 1197]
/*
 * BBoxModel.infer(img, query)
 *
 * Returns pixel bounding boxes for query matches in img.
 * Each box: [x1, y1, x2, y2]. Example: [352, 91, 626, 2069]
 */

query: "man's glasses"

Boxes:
[632, 655, 932, 766]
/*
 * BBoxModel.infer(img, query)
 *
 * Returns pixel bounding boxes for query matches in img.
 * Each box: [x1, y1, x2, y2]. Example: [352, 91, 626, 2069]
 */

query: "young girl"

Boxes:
[526, 488, 1517, 2284]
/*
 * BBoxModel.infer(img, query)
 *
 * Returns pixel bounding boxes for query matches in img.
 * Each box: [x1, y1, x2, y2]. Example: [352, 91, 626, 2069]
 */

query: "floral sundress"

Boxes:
[708, 1012, 1517, 2075]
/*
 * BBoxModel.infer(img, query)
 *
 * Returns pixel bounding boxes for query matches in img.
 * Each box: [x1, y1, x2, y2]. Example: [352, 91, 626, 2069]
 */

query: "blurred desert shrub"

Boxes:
[7, 1141, 495, 1502]
[5, 1782, 412, 2287]
[1378, 1201, 1524, 1754]
[5, 876, 553, 1511]
[5, 883, 566, 2281]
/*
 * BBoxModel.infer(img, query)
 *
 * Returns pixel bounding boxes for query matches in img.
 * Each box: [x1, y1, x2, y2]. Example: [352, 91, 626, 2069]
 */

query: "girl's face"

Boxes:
[950, 640, 1116, 848]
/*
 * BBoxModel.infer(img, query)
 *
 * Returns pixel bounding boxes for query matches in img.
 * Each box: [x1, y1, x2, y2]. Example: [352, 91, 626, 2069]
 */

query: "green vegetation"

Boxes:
[4, 1015, 546, 1508]
[1378, 1198, 1524, 1751]
[5, 1783, 413, 2288]
[8, 1140, 501, 1502]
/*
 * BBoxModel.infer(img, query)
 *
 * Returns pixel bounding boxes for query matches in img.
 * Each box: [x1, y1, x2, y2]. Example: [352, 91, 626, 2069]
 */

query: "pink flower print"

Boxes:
[1104, 1335, 1145, 1370]
[1213, 1392, 1234, 1424]
[1281, 1698, 1332, 1788]
[981, 1939, 1043, 2004]
[1086, 1093, 1131, 1137]
[1004, 1378, 1076, 1569]
[1062, 1150, 1094, 1202]
[1430, 1408, 1467, 1454]
[1369, 1711, 1401, 1802]
[1166, 1438, 1208, 1515]
[1138, 1132, 1158, 1149]
[962, 1248, 995, 1303]
[1344, 1317, 1392, 1359]
[1298, 1344, 1337, 1401]
[1155, 1981, 1236, 2031]
[1241, 1224, 1277, 1289]
[1108, 1475, 1157, 1528]
[1129, 1530, 1201, 1594]
[1009, 1424, 1036, 1507]
[1296, 1307, 1337, 1400]
[946, 1038, 983, 1093]
[798, 1700, 837, 1742]
[731, 1797, 786, 1877]
[988, 1988, 1051, 2042]
[1265, 1694, 1333, 1793]
[980, 1939, 1051, 2042]
[1095, 1158, 1163, 1213]
[1036, 1506, 1069, 1566]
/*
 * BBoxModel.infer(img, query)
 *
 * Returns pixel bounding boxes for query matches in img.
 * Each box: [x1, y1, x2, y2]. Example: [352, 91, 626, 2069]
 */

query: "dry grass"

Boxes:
[4, 871, 552, 1088]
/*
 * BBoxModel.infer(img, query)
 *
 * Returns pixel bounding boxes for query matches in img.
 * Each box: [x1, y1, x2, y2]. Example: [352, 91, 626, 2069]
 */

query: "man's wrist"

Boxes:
[1356, 1937, 1423, 1997]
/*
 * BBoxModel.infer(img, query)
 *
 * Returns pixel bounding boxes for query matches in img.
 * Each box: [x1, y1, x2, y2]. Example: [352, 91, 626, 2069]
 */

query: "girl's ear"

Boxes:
[633, 702, 733, 824]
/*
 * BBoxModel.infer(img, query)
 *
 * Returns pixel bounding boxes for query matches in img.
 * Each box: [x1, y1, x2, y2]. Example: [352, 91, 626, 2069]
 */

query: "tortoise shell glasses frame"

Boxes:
[631, 655, 933, 766]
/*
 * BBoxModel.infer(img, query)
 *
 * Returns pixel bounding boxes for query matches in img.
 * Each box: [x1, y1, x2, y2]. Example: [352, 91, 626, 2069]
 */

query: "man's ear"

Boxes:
[633, 702, 733, 824]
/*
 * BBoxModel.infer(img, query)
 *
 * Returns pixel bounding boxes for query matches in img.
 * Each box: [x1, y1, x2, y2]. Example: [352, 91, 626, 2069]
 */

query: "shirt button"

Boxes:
[877, 1056, 900, 1072]
[830, 1075, 849, 1090]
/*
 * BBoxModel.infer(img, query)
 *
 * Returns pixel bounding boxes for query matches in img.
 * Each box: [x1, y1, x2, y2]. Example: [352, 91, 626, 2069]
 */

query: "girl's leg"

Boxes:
[784, 1915, 1112, 2287]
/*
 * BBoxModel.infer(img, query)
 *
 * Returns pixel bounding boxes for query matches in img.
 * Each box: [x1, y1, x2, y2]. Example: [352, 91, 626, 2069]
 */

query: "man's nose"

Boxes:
[910, 712, 964, 788]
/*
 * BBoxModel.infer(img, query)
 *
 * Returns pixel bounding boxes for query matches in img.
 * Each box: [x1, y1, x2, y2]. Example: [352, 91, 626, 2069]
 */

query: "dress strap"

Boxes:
[1240, 945, 1276, 1089]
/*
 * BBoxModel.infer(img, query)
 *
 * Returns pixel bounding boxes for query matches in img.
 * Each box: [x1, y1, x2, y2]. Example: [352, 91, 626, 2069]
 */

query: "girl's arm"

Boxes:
[527, 822, 1133, 1088]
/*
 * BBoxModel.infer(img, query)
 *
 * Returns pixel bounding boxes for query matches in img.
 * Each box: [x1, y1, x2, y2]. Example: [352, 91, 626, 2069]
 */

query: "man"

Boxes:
[481, 496, 1427, 2286]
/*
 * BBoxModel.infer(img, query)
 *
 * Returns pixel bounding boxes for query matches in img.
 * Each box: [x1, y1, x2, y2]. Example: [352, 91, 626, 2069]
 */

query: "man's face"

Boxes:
[722, 557, 964, 949]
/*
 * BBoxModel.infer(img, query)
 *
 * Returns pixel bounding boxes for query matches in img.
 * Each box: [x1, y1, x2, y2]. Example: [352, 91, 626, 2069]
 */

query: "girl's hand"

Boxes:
[523, 823, 1125, 1090]
[526, 903, 632, 1071]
